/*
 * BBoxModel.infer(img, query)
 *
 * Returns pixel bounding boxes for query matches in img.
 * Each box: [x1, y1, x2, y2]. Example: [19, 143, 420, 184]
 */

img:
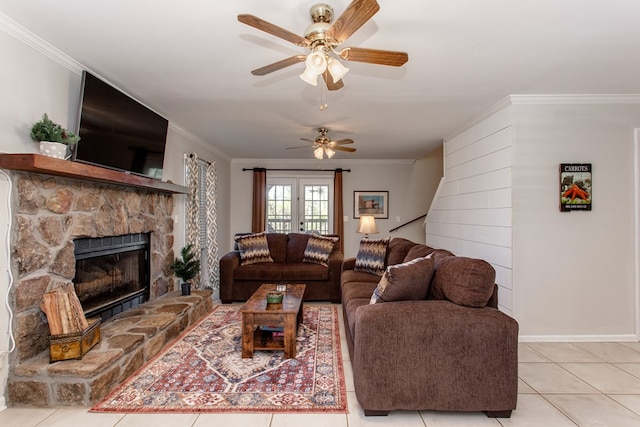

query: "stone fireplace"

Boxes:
[11, 171, 175, 364]
[0, 154, 213, 406]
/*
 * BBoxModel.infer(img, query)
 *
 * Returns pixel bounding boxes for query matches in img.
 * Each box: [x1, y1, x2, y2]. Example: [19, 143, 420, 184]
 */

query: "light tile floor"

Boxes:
[2, 306, 640, 426]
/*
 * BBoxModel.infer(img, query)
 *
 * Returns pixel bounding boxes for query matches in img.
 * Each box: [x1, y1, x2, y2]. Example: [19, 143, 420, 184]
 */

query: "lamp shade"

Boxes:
[325, 148, 335, 158]
[314, 146, 324, 159]
[356, 215, 379, 236]
[305, 49, 327, 74]
[327, 57, 349, 83]
[300, 67, 319, 86]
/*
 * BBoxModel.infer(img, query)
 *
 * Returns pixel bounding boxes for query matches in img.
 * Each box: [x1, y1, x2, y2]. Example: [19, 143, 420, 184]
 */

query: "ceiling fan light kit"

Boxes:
[238, 0, 408, 158]
[299, 46, 349, 90]
[314, 146, 335, 159]
[290, 127, 356, 160]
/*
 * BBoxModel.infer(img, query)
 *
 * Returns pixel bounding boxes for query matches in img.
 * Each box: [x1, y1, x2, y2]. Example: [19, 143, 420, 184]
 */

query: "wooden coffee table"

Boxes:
[240, 283, 306, 359]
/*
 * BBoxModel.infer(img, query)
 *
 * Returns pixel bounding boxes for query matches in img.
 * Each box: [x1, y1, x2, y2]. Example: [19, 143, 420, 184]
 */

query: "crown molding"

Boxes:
[231, 158, 415, 165]
[169, 123, 231, 162]
[0, 12, 82, 75]
[445, 94, 640, 141]
[510, 94, 640, 105]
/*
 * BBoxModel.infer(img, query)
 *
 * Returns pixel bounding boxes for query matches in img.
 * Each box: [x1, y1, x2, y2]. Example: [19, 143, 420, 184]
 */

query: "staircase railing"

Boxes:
[389, 213, 427, 233]
[390, 177, 445, 233]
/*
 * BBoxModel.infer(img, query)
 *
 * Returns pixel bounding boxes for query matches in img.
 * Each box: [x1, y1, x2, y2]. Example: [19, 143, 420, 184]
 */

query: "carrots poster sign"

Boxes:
[560, 163, 592, 211]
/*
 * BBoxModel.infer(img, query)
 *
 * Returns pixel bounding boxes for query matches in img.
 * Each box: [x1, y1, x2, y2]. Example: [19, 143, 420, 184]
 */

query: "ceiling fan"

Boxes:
[238, 0, 409, 90]
[288, 127, 357, 159]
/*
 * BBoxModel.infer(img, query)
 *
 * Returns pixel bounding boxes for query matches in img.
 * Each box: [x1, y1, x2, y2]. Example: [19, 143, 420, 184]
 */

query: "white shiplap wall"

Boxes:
[426, 106, 514, 314]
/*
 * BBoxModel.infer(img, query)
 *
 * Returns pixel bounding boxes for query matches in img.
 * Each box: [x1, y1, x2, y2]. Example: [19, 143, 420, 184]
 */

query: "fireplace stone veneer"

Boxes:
[10, 172, 176, 363]
[2, 169, 206, 406]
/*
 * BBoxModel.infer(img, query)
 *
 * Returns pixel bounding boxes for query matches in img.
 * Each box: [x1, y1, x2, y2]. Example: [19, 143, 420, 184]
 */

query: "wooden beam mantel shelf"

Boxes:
[0, 154, 189, 194]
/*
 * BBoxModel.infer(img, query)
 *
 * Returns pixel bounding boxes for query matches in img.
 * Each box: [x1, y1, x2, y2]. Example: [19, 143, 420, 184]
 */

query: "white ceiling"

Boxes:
[2, 0, 639, 160]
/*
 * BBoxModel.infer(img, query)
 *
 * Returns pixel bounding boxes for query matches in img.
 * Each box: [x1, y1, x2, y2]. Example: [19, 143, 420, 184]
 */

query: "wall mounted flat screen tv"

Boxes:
[73, 71, 168, 179]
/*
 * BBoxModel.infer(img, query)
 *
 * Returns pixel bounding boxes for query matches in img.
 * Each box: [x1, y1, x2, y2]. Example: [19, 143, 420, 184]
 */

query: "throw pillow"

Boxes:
[370, 256, 435, 304]
[385, 238, 416, 266]
[302, 234, 339, 266]
[432, 257, 495, 307]
[425, 249, 457, 300]
[234, 232, 274, 265]
[354, 237, 390, 276]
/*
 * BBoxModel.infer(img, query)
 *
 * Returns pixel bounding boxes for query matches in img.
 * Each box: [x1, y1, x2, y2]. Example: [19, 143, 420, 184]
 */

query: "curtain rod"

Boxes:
[185, 153, 212, 165]
[243, 168, 351, 172]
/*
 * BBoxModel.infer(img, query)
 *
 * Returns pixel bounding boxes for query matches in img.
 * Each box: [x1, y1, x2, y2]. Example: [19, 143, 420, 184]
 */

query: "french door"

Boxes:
[267, 177, 333, 234]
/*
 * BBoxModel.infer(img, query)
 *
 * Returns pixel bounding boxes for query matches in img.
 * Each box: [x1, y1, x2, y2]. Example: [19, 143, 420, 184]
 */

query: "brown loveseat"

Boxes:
[220, 232, 343, 303]
[342, 237, 518, 417]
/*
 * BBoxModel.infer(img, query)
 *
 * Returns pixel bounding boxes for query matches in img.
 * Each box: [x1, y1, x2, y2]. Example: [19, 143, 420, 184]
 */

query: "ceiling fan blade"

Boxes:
[238, 14, 309, 47]
[322, 70, 344, 91]
[333, 146, 357, 152]
[251, 55, 306, 75]
[286, 145, 314, 150]
[340, 47, 408, 66]
[326, 0, 380, 44]
[299, 138, 316, 143]
[333, 138, 354, 145]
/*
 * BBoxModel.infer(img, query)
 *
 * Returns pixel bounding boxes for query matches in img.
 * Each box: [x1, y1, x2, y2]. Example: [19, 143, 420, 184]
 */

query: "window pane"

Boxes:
[304, 185, 329, 234]
[267, 184, 292, 233]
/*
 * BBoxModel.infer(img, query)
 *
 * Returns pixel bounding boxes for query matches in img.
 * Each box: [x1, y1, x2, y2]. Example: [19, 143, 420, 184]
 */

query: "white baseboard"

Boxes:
[520, 334, 640, 342]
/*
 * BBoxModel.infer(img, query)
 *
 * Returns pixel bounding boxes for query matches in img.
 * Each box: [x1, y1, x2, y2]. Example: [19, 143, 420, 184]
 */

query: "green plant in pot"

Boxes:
[30, 113, 80, 159]
[170, 244, 200, 296]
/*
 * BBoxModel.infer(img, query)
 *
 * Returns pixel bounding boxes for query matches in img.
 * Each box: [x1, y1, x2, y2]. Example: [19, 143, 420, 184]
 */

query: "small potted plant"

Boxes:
[30, 113, 80, 159]
[170, 244, 200, 296]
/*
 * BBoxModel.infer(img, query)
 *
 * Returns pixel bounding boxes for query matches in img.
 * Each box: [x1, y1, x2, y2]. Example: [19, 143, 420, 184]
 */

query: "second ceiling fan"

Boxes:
[238, 0, 409, 90]
[288, 127, 356, 159]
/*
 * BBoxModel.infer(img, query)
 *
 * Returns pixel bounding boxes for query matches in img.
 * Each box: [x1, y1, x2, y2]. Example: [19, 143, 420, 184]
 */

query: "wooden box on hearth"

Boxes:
[48, 318, 101, 362]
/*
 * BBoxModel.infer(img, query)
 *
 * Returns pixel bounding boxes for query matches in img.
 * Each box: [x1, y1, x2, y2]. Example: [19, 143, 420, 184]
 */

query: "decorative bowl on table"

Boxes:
[266, 292, 284, 304]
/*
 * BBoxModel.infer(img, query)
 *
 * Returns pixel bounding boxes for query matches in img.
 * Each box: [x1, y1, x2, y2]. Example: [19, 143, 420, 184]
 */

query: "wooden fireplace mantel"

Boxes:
[0, 153, 189, 194]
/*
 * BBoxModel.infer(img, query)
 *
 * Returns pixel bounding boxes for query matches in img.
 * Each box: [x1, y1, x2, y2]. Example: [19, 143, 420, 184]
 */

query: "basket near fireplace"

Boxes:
[170, 244, 200, 296]
[40, 284, 101, 362]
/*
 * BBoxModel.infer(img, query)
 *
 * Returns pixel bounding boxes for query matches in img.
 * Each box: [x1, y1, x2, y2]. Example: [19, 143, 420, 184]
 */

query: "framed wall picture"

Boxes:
[560, 163, 592, 211]
[354, 191, 389, 218]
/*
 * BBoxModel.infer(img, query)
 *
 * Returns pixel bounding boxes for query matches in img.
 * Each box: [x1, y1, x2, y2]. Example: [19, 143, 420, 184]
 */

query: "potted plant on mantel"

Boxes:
[170, 244, 200, 296]
[30, 113, 80, 159]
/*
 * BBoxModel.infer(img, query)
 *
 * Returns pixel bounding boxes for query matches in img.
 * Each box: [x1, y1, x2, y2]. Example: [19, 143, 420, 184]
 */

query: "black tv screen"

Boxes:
[73, 71, 168, 179]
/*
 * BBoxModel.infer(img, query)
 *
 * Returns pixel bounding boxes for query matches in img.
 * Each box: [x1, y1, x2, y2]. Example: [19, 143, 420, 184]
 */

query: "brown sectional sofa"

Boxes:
[220, 233, 343, 303]
[342, 237, 518, 417]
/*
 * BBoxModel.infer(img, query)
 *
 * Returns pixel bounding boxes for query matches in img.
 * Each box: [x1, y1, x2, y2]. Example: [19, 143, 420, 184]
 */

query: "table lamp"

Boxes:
[356, 215, 379, 238]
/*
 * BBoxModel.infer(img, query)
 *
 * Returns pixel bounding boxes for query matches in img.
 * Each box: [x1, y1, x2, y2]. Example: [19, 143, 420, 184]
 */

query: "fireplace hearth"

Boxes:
[74, 233, 150, 321]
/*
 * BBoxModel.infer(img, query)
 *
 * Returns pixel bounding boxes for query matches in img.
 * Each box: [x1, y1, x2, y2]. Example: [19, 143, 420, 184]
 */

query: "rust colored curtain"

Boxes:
[333, 169, 344, 253]
[251, 168, 267, 232]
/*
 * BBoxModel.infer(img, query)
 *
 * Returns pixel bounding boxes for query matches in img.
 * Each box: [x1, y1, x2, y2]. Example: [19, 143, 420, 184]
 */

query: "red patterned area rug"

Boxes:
[91, 304, 347, 414]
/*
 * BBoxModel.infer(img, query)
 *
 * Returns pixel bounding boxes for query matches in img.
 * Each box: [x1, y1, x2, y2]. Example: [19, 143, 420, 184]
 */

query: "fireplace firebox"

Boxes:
[73, 233, 150, 321]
